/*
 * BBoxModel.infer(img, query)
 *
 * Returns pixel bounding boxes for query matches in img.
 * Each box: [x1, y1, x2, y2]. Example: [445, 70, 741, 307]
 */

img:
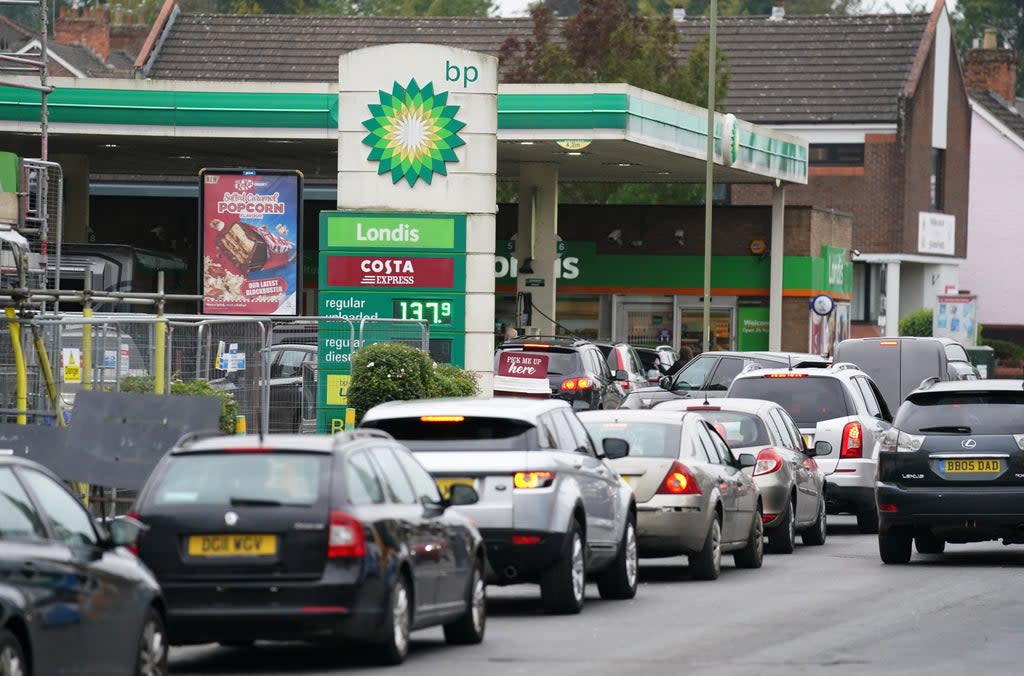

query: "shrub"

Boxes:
[979, 336, 1024, 363]
[347, 342, 434, 422]
[427, 363, 480, 398]
[120, 376, 239, 435]
[898, 308, 933, 337]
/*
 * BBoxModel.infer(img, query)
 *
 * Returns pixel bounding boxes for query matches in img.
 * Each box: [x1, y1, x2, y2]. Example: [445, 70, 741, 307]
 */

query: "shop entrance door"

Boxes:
[618, 301, 674, 346]
[678, 305, 735, 352]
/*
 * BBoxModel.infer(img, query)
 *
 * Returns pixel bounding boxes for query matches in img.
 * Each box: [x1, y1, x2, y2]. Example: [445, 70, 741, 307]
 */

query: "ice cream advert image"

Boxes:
[201, 170, 301, 315]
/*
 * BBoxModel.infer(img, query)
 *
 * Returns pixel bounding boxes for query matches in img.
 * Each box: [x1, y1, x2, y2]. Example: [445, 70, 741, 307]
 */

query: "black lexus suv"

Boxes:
[876, 379, 1024, 564]
[495, 336, 625, 410]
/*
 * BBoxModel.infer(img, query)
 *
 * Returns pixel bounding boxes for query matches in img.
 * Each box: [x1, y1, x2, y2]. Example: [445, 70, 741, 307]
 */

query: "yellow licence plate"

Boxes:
[944, 459, 1001, 474]
[187, 534, 277, 557]
[435, 478, 475, 498]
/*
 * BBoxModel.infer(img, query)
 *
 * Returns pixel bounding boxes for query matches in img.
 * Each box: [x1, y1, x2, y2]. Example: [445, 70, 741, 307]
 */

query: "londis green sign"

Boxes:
[320, 212, 466, 251]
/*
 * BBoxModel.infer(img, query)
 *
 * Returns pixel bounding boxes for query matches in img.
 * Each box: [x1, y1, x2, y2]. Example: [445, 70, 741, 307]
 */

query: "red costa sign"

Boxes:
[325, 255, 454, 289]
[498, 352, 549, 378]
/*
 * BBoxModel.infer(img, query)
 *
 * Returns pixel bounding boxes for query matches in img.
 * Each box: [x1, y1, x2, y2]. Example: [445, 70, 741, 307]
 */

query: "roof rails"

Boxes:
[918, 376, 942, 391]
[830, 362, 860, 372]
[172, 429, 225, 448]
[331, 429, 394, 448]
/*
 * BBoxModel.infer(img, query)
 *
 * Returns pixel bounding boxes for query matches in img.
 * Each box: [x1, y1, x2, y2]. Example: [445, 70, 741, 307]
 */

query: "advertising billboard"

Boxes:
[200, 169, 302, 315]
[934, 294, 978, 347]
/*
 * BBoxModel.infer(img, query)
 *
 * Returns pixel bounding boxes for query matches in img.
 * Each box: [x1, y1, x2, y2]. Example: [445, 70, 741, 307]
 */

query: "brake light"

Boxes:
[420, 416, 465, 423]
[514, 471, 555, 489]
[687, 406, 721, 411]
[840, 421, 863, 459]
[753, 448, 783, 476]
[511, 535, 542, 545]
[327, 510, 366, 559]
[223, 447, 273, 453]
[878, 503, 898, 512]
[522, 343, 550, 349]
[879, 340, 898, 346]
[764, 373, 808, 378]
[125, 510, 141, 556]
[560, 377, 592, 391]
[656, 461, 702, 495]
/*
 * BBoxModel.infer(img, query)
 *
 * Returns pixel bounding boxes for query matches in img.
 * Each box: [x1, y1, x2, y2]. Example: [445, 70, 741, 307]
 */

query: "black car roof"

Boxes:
[500, 335, 591, 349]
[170, 430, 395, 455]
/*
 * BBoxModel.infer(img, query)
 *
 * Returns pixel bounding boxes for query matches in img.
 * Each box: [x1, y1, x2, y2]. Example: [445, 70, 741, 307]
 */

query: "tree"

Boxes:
[500, 0, 729, 204]
[954, 0, 1024, 97]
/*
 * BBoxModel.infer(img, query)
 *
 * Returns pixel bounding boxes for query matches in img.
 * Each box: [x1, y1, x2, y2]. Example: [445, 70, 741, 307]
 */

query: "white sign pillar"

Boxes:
[338, 44, 498, 394]
[769, 183, 786, 351]
[516, 163, 559, 336]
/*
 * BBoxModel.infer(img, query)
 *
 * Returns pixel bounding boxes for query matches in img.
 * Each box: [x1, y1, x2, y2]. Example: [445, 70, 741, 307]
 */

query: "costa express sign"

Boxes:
[324, 254, 456, 289]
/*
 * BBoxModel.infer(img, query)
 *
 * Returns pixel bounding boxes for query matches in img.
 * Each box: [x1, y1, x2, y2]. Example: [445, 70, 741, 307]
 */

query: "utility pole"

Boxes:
[701, 0, 719, 354]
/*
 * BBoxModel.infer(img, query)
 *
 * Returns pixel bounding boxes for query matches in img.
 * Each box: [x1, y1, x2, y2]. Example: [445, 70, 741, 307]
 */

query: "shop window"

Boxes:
[930, 149, 945, 210]
[851, 263, 882, 323]
[809, 144, 865, 166]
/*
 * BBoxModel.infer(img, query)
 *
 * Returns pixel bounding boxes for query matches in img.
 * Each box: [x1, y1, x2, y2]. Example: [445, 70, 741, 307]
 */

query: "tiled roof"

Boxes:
[972, 89, 1024, 142]
[0, 15, 34, 52]
[145, 12, 932, 125]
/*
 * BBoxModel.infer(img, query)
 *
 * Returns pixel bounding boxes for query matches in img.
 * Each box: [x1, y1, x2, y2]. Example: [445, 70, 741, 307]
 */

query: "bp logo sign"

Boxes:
[362, 79, 466, 187]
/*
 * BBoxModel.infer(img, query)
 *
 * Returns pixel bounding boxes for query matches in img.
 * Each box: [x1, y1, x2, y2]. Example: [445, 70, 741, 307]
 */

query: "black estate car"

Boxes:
[495, 336, 626, 410]
[131, 430, 486, 664]
[877, 380, 1024, 564]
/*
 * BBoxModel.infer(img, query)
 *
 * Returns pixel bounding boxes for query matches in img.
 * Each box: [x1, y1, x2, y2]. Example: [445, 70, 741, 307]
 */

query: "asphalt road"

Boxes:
[169, 516, 1024, 675]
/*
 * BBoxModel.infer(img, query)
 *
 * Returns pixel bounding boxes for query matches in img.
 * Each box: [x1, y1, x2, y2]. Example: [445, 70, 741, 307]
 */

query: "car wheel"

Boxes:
[879, 526, 912, 564]
[136, 607, 168, 676]
[375, 572, 412, 665]
[801, 499, 828, 546]
[688, 514, 722, 580]
[915, 533, 946, 555]
[766, 499, 796, 554]
[734, 505, 765, 569]
[0, 629, 26, 676]
[857, 505, 879, 534]
[541, 520, 586, 614]
[597, 518, 638, 600]
[443, 559, 486, 645]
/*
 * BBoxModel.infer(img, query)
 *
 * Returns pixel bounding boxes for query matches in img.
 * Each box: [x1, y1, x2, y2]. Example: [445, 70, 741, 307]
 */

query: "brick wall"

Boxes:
[781, 298, 808, 352]
[964, 49, 1017, 102]
[55, 6, 111, 60]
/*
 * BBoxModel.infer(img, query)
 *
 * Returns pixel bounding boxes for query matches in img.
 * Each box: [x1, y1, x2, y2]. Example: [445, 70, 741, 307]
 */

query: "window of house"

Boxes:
[809, 144, 865, 166]
[930, 149, 945, 210]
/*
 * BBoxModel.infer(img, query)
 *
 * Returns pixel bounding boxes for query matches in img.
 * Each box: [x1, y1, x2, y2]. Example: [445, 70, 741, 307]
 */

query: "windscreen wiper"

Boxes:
[229, 496, 283, 507]
[918, 426, 971, 433]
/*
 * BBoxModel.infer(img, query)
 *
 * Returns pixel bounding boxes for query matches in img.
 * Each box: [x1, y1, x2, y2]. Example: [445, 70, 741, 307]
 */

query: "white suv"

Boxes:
[727, 362, 893, 533]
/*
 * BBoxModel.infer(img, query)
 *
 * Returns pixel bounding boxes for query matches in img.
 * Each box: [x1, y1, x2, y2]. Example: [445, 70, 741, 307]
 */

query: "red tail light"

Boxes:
[327, 510, 366, 559]
[126, 510, 141, 556]
[753, 448, 783, 476]
[560, 377, 593, 391]
[656, 461, 702, 495]
[840, 421, 863, 459]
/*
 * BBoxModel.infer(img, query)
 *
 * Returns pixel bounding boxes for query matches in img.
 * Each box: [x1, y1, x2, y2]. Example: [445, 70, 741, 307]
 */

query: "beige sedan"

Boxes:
[579, 409, 764, 580]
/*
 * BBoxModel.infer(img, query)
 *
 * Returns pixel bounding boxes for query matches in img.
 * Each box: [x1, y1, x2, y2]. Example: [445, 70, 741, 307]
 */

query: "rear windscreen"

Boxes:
[582, 421, 680, 459]
[896, 391, 1024, 435]
[496, 350, 581, 376]
[727, 377, 850, 426]
[151, 453, 324, 506]
[362, 417, 534, 451]
[693, 411, 770, 448]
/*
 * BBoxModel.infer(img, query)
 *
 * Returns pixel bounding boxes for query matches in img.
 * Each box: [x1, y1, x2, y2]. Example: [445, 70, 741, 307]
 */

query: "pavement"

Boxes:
[169, 516, 1024, 675]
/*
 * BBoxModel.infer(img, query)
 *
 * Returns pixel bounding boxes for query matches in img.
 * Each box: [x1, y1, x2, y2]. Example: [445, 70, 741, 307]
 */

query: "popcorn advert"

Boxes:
[200, 170, 301, 315]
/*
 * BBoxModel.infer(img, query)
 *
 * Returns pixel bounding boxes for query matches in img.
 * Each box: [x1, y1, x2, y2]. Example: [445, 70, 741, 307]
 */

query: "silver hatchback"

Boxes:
[360, 397, 638, 615]
[579, 409, 764, 580]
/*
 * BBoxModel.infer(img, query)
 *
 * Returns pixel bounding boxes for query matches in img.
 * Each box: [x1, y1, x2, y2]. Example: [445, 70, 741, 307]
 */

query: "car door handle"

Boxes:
[19, 562, 36, 579]
[573, 461, 584, 470]
[596, 467, 608, 476]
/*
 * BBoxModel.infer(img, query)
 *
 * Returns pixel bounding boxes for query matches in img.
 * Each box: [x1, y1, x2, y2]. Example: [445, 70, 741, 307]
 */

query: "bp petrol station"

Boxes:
[0, 43, 810, 428]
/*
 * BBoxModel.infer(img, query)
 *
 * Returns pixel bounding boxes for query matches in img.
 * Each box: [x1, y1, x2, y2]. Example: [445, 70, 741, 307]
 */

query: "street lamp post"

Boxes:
[702, 0, 719, 354]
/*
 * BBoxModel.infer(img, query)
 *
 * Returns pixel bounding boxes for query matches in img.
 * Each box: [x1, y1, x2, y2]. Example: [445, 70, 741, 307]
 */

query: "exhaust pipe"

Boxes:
[503, 565, 518, 579]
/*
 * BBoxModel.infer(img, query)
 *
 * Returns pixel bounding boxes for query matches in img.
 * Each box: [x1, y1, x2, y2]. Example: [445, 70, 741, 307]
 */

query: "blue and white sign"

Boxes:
[810, 294, 835, 317]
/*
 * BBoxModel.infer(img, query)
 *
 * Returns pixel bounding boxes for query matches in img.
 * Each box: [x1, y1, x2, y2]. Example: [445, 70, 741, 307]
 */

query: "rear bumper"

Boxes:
[162, 575, 388, 645]
[756, 482, 790, 524]
[877, 482, 1024, 530]
[480, 528, 567, 583]
[824, 482, 874, 514]
[635, 495, 708, 556]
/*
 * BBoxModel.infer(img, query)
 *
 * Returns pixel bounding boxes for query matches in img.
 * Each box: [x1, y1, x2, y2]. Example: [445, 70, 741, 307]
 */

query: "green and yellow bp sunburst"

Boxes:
[361, 79, 466, 187]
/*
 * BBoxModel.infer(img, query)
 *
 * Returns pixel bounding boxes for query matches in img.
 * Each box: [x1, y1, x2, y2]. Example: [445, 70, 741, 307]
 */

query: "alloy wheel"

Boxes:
[0, 647, 23, 676]
[392, 581, 410, 657]
[571, 533, 585, 603]
[138, 618, 166, 676]
[754, 512, 765, 560]
[624, 523, 638, 589]
[711, 519, 722, 577]
[470, 570, 486, 634]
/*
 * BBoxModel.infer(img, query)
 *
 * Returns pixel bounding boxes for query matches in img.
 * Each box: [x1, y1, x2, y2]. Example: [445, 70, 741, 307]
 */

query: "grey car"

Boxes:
[728, 362, 893, 533]
[360, 397, 638, 614]
[579, 409, 764, 580]
[654, 398, 829, 552]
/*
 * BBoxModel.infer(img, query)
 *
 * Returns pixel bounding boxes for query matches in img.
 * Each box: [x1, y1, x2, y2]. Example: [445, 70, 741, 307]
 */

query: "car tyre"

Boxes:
[0, 628, 26, 676]
[374, 572, 412, 665]
[857, 505, 879, 534]
[801, 499, 828, 546]
[766, 499, 796, 554]
[915, 533, 946, 555]
[597, 518, 639, 600]
[878, 526, 912, 564]
[443, 559, 486, 645]
[541, 520, 586, 615]
[734, 505, 765, 569]
[689, 514, 722, 580]
[136, 607, 168, 676]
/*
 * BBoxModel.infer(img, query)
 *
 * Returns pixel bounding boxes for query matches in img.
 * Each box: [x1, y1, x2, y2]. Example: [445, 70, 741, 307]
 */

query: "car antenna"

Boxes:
[788, 353, 793, 371]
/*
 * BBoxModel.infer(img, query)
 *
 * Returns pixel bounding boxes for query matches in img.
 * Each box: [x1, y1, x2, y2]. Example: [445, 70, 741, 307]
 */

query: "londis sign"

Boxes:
[320, 212, 466, 251]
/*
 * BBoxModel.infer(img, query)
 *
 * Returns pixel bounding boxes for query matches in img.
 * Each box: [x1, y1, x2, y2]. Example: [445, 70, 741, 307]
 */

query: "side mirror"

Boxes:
[447, 483, 479, 507]
[602, 437, 630, 460]
[737, 453, 756, 469]
[809, 440, 832, 457]
[614, 370, 629, 382]
[659, 376, 671, 390]
[107, 515, 148, 548]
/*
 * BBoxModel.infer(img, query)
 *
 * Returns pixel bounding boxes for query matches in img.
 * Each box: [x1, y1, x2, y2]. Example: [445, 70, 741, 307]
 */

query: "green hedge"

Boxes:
[898, 308, 933, 337]
[120, 376, 239, 434]
[348, 342, 479, 422]
[979, 336, 1024, 363]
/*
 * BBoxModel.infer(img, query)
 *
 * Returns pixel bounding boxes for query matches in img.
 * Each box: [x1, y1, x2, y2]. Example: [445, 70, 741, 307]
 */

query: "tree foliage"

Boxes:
[898, 308, 933, 337]
[953, 0, 1024, 98]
